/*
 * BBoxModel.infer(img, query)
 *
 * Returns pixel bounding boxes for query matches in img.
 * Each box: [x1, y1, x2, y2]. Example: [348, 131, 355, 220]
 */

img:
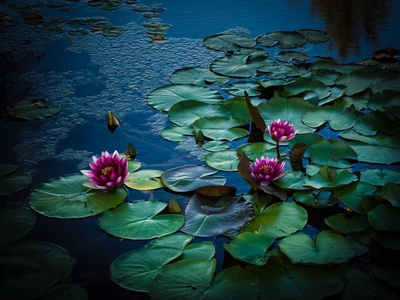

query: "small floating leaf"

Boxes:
[276, 50, 309, 63]
[301, 106, 356, 131]
[204, 150, 240, 172]
[295, 29, 330, 43]
[334, 181, 377, 214]
[293, 190, 338, 207]
[203, 34, 256, 52]
[169, 67, 229, 86]
[382, 182, 400, 208]
[193, 116, 248, 141]
[324, 214, 370, 234]
[102, 26, 124, 37]
[280, 77, 331, 100]
[160, 125, 194, 141]
[288, 133, 324, 158]
[367, 203, 400, 232]
[303, 165, 358, 190]
[99, 200, 184, 240]
[309, 139, 358, 168]
[256, 31, 306, 49]
[224, 81, 261, 97]
[354, 110, 400, 136]
[360, 168, 400, 186]
[7, 101, 60, 120]
[0, 173, 31, 196]
[124, 170, 164, 190]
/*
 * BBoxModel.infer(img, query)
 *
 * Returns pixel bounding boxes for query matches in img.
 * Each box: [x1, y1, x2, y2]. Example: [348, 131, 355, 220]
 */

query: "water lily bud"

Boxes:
[125, 143, 137, 159]
[195, 130, 205, 142]
[107, 112, 121, 133]
[168, 196, 182, 214]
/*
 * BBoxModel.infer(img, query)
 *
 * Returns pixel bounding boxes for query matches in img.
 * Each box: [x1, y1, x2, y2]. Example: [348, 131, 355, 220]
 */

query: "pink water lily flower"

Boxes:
[81, 150, 129, 190]
[250, 156, 286, 186]
[268, 119, 297, 143]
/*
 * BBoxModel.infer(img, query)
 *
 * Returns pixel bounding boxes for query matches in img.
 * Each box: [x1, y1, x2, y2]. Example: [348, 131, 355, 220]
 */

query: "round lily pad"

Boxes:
[168, 100, 230, 126]
[223, 232, 275, 266]
[0, 164, 18, 176]
[293, 190, 338, 207]
[193, 116, 248, 141]
[360, 168, 400, 186]
[176, 242, 216, 261]
[99, 200, 184, 240]
[368, 90, 400, 111]
[0, 173, 32, 196]
[382, 182, 400, 208]
[203, 34, 256, 52]
[324, 214, 370, 234]
[160, 125, 194, 141]
[274, 171, 309, 191]
[367, 203, 400, 232]
[0, 205, 36, 246]
[354, 111, 399, 136]
[204, 150, 240, 171]
[334, 181, 377, 214]
[124, 170, 164, 190]
[279, 231, 357, 264]
[169, 67, 229, 86]
[288, 133, 324, 158]
[161, 165, 226, 193]
[280, 77, 331, 100]
[111, 234, 192, 292]
[295, 29, 330, 43]
[309, 139, 358, 168]
[303, 165, 358, 191]
[340, 130, 400, 164]
[202, 141, 229, 152]
[181, 194, 254, 237]
[256, 31, 307, 49]
[240, 201, 307, 238]
[224, 81, 261, 97]
[102, 26, 124, 37]
[7, 101, 60, 120]
[302, 106, 356, 131]
[132, 5, 149, 12]
[68, 28, 89, 36]
[222, 96, 261, 122]
[276, 50, 309, 63]
[150, 259, 259, 300]
[247, 259, 344, 300]
[210, 53, 274, 78]
[237, 142, 284, 161]
[29, 173, 127, 219]
[147, 84, 224, 112]
[257, 96, 315, 134]
[258, 64, 296, 79]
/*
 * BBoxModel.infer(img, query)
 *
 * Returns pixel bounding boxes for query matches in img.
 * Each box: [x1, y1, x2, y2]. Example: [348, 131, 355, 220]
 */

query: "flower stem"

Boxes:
[276, 142, 280, 159]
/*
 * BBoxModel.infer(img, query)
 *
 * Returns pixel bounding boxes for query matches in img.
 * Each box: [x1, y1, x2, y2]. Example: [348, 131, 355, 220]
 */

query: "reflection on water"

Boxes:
[306, 0, 396, 59]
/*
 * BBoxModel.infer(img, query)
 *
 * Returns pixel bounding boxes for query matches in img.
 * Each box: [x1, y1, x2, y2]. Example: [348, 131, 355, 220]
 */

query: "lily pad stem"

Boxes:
[276, 141, 280, 159]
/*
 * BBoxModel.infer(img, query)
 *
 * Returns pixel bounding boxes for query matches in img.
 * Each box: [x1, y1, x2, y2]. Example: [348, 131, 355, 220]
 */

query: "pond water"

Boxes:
[1, 0, 400, 299]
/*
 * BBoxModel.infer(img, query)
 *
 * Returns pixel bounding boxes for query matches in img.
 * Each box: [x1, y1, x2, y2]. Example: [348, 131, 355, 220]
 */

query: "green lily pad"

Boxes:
[336, 67, 400, 96]
[368, 90, 400, 111]
[110, 234, 192, 292]
[204, 150, 240, 171]
[99, 200, 184, 240]
[280, 77, 331, 100]
[0, 173, 31, 196]
[210, 53, 274, 78]
[288, 133, 324, 158]
[296, 29, 330, 43]
[293, 190, 338, 207]
[334, 90, 370, 110]
[124, 170, 164, 190]
[203, 34, 256, 52]
[360, 168, 400, 186]
[68, 28, 89, 36]
[303, 165, 358, 190]
[0, 205, 36, 246]
[168, 100, 230, 126]
[334, 181, 377, 214]
[240, 201, 307, 238]
[372, 231, 400, 251]
[301, 106, 356, 131]
[0, 163, 18, 176]
[276, 50, 309, 63]
[274, 171, 309, 191]
[150, 259, 259, 300]
[160, 125, 194, 141]
[312, 69, 342, 86]
[223, 232, 275, 266]
[202, 141, 229, 152]
[29, 173, 127, 219]
[258, 64, 296, 79]
[0, 241, 74, 300]
[6, 101, 60, 120]
[256, 31, 306, 49]
[181, 194, 254, 237]
[247, 258, 344, 300]
[382, 182, 400, 208]
[40, 284, 88, 300]
[340, 130, 400, 164]
[193, 116, 248, 141]
[309, 139, 358, 168]
[237, 142, 283, 161]
[354, 111, 400, 136]
[147, 84, 224, 112]
[257, 95, 315, 134]
[177, 242, 216, 261]
[222, 96, 261, 122]
[367, 203, 400, 232]
[279, 231, 357, 264]
[224, 81, 261, 97]
[132, 5, 149, 12]
[161, 165, 226, 193]
[324, 214, 370, 234]
[169, 67, 229, 86]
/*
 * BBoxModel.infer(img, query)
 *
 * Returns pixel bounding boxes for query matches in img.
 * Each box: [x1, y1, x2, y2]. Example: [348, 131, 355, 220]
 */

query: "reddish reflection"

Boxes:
[305, 0, 393, 59]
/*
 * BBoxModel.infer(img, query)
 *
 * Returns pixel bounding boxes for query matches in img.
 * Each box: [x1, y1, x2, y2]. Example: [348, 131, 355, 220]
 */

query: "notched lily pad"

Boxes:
[309, 139, 358, 168]
[276, 50, 309, 63]
[193, 116, 248, 141]
[360, 168, 400, 186]
[324, 214, 370, 234]
[204, 150, 240, 172]
[169, 67, 229, 86]
[293, 190, 338, 207]
[301, 106, 356, 131]
[7, 101, 60, 120]
[303, 165, 358, 190]
[124, 170, 164, 190]
[256, 31, 306, 49]
[160, 125, 194, 141]
[295, 29, 330, 43]
[203, 34, 256, 52]
[102, 26, 124, 37]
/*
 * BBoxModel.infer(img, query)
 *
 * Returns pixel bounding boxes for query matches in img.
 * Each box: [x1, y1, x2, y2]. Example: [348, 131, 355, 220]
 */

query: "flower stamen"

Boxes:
[101, 166, 112, 175]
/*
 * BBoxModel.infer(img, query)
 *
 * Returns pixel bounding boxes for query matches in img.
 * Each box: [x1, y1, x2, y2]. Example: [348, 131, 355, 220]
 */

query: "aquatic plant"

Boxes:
[250, 156, 285, 186]
[81, 150, 129, 190]
[268, 119, 297, 158]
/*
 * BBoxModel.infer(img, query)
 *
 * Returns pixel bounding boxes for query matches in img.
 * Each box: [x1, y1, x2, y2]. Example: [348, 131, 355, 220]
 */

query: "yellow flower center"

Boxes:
[260, 165, 271, 170]
[101, 166, 112, 175]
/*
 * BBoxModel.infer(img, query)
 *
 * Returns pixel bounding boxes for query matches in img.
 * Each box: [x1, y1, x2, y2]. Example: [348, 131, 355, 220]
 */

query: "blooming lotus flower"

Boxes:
[250, 156, 285, 186]
[268, 119, 297, 143]
[81, 150, 129, 190]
